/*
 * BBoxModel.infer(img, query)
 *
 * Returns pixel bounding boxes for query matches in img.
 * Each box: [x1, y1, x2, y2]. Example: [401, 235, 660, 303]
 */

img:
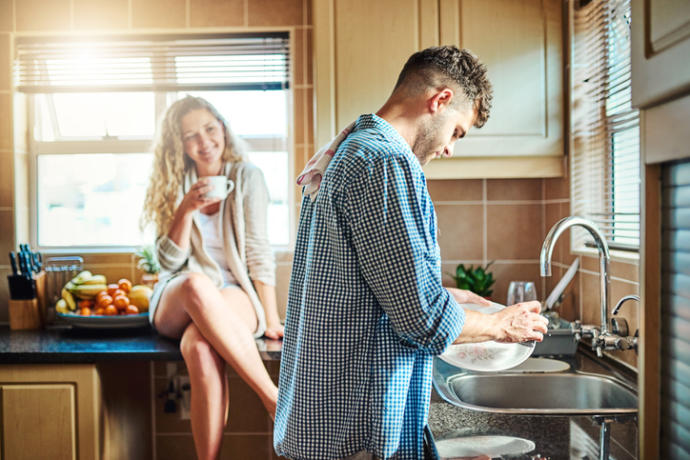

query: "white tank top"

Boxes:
[196, 210, 238, 286]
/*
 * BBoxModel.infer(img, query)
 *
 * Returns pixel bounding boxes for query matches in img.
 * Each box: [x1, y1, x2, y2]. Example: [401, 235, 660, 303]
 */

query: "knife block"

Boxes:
[9, 298, 42, 330]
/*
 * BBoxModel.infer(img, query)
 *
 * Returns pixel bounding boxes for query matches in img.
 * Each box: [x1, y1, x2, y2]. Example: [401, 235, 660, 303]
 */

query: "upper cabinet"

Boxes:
[632, 0, 690, 109]
[312, 0, 565, 179]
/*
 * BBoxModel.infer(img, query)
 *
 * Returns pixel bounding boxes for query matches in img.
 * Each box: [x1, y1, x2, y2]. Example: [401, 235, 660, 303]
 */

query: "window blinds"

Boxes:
[14, 33, 289, 93]
[571, 0, 640, 250]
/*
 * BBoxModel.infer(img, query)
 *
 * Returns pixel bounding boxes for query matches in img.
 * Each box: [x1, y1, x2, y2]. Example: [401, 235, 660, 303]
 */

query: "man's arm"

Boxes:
[346, 153, 463, 355]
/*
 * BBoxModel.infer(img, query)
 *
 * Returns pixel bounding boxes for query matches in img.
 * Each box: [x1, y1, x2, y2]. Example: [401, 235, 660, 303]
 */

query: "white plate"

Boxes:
[436, 435, 536, 459]
[440, 302, 535, 372]
[57, 312, 149, 329]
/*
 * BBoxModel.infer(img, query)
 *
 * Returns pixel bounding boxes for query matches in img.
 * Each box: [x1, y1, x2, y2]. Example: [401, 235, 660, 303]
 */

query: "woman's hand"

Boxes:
[447, 287, 491, 307]
[264, 321, 284, 340]
[180, 178, 221, 215]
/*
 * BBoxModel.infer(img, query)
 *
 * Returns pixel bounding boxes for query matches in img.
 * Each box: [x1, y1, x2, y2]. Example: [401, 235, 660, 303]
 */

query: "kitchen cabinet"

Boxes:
[312, 0, 564, 179]
[632, 0, 690, 109]
[0, 364, 101, 460]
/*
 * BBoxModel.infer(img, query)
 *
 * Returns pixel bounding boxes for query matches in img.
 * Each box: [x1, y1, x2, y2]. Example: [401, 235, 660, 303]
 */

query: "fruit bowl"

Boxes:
[57, 311, 149, 329]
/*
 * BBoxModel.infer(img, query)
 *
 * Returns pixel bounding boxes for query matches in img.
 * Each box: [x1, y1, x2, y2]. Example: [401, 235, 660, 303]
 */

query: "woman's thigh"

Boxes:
[220, 285, 258, 333]
[153, 273, 215, 338]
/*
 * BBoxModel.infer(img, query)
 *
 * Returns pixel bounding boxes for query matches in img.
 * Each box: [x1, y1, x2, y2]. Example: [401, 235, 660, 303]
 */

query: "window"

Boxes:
[15, 33, 291, 248]
[571, 0, 640, 250]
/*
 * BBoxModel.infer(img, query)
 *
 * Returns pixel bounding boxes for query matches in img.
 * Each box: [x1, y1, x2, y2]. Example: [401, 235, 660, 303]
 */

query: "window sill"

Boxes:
[570, 246, 640, 264]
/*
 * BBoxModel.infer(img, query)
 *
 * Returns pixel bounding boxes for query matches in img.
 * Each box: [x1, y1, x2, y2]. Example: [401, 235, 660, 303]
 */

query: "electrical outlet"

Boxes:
[176, 375, 191, 420]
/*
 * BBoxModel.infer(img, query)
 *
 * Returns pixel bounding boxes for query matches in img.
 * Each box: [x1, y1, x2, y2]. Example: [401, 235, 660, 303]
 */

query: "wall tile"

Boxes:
[0, 266, 10, 322]
[305, 87, 313, 145]
[275, 263, 291, 321]
[427, 179, 482, 202]
[155, 435, 196, 460]
[132, 0, 185, 28]
[82, 264, 135, 285]
[0, 93, 11, 150]
[305, 28, 312, 84]
[545, 175, 569, 200]
[220, 434, 272, 459]
[16, 0, 71, 31]
[292, 28, 304, 85]
[190, 0, 245, 27]
[490, 262, 541, 305]
[486, 204, 543, 260]
[435, 204, 483, 261]
[74, 0, 128, 29]
[248, 0, 303, 26]
[13, 93, 28, 154]
[226, 376, 271, 432]
[0, 0, 12, 32]
[0, 151, 13, 207]
[0, 33, 10, 90]
[293, 88, 305, 145]
[581, 255, 639, 284]
[0, 209, 14, 256]
[486, 178, 542, 201]
[580, 271, 600, 325]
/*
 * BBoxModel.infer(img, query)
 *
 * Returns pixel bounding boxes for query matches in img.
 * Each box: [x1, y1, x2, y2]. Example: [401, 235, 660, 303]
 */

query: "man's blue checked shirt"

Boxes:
[274, 114, 466, 460]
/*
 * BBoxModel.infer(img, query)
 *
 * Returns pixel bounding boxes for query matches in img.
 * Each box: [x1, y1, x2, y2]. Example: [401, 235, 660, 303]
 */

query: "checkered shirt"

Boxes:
[274, 114, 465, 460]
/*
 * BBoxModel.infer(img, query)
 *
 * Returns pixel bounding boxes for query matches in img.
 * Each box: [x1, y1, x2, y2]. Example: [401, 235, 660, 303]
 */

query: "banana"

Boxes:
[129, 285, 153, 311]
[55, 299, 69, 314]
[71, 270, 93, 285]
[82, 274, 107, 285]
[69, 284, 108, 299]
[61, 288, 76, 310]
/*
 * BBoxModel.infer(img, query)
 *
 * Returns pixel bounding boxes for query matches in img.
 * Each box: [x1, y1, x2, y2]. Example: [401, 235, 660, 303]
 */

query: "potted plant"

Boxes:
[136, 245, 160, 288]
[451, 262, 495, 299]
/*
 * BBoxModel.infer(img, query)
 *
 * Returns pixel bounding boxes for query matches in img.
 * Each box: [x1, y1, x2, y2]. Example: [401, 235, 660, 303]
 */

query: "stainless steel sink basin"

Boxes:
[433, 359, 637, 416]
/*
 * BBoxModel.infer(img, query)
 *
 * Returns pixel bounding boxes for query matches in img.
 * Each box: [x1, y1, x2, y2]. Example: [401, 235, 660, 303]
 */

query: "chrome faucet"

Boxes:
[540, 216, 613, 357]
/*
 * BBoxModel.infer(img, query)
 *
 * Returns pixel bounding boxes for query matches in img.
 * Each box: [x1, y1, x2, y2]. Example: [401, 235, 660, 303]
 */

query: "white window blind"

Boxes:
[571, 0, 640, 250]
[14, 33, 289, 93]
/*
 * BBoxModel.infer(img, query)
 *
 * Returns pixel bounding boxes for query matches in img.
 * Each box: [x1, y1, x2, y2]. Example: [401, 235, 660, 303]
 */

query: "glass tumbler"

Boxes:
[506, 281, 538, 305]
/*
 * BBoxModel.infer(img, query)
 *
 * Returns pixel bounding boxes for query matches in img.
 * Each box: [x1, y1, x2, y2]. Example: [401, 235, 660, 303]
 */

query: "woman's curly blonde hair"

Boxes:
[141, 96, 244, 236]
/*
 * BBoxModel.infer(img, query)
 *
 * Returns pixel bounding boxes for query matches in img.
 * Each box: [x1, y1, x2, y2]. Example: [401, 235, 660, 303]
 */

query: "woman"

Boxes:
[142, 96, 283, 460]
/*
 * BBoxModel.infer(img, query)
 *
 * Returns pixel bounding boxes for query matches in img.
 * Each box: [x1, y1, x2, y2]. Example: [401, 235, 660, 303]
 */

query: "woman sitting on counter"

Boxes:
[141, 96, 283, 460]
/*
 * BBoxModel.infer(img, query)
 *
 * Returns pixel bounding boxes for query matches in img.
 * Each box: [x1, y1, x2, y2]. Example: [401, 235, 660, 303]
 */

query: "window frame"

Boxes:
[22, 35, 295, 253]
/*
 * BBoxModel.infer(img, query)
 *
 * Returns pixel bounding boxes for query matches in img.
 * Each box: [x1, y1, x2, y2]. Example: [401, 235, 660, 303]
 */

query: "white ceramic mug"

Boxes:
[205, 176, 235, 199]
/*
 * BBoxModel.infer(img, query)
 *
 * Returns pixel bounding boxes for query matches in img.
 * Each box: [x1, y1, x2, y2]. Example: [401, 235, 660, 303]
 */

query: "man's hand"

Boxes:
[447, 287, 491, 307]
[492, 301, 549, 343]
[453, 300, 548, 344]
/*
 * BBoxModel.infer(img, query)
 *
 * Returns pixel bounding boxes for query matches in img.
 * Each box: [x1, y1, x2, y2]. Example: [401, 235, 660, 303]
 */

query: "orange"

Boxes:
[96, 294, 113, 309]
[106, 284, 119, 296]
[80, 307, 92, 316]
[94, 307, 105, 316]
[78, 299, 94, 309]
[113, 295, 130, 310]
[104, 305, 118, 316]
[118, 279, 132, 293]
[125, 305, 139, 315]
[96, 290, 109, 302]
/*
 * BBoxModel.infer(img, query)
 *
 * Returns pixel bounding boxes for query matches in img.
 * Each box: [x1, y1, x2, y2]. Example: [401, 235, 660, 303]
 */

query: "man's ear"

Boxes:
[428, 88, 455, 114]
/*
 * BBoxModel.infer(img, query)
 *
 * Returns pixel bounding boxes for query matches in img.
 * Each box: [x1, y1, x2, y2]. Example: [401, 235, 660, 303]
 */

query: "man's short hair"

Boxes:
[394, 46, 493, 128]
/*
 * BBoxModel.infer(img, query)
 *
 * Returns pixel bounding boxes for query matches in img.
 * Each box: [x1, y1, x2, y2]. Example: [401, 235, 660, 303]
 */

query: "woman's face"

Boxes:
[180, 108, 226, 171]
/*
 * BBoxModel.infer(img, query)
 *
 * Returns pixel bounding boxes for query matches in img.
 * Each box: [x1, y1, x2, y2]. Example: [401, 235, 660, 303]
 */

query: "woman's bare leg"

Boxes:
[154, 273, 277, 416]
[180, 323, 228, 460]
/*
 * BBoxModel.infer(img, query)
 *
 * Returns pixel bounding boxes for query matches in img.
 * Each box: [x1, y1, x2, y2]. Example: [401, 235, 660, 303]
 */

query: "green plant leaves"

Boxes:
[452, 262, 496, 297]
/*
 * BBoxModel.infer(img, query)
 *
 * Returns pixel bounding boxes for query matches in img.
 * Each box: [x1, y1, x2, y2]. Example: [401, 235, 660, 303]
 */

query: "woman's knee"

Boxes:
[179, 272, 215, 312]
[180, 327, 222, 374]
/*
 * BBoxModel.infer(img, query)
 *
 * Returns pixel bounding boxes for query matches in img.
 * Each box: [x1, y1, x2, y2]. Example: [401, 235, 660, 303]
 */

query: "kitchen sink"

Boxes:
[433, 358, 637, 416]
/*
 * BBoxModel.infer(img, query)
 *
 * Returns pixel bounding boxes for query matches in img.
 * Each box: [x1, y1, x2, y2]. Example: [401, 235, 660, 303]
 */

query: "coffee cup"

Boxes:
[205, 176, 235, 199]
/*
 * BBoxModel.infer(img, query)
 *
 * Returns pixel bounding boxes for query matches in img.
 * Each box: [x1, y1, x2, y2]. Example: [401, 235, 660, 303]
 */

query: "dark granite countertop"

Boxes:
[427, 350, 639, 459]
[0, 326, 283, 363]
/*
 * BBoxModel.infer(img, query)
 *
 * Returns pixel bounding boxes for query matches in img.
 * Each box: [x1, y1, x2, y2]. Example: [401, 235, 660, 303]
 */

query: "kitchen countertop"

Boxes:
[0, 325, 283, 363]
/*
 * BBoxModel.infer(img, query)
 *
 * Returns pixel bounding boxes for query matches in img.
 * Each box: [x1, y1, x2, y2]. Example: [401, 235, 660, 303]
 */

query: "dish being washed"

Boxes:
[440, 302, 536, 372]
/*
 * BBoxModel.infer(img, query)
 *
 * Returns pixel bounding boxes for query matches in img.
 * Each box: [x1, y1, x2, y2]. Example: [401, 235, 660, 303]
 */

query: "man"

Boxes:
[274, 46, 548, 460]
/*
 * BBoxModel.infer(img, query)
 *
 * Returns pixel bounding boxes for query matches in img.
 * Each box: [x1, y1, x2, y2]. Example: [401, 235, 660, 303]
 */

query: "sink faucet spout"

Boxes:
[540, 216, 611, 335]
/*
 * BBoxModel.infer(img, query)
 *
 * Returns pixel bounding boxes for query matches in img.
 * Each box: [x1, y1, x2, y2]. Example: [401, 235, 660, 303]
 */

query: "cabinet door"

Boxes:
[632, 0, 690, 108]
[437, 0, 563, 159]
[313, 0, 439, 146]
[1, 384, 76, 460]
